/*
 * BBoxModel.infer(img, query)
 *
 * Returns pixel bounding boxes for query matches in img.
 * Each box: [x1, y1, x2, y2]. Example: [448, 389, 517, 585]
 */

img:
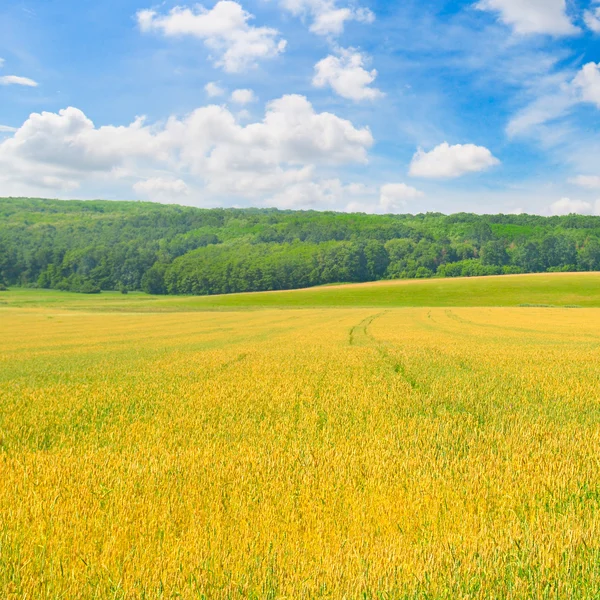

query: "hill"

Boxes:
[2, 197, 600, 296]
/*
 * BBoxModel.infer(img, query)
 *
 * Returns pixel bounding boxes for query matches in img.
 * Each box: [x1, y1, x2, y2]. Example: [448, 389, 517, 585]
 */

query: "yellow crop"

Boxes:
[2, 306, 600, 598]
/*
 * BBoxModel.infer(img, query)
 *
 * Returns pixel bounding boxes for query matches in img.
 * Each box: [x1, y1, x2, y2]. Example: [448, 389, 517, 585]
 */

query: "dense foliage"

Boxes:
[2, 197, 600, 295]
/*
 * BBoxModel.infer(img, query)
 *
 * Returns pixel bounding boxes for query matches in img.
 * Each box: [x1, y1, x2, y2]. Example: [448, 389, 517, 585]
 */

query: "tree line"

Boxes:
[1, 197, 600, 295]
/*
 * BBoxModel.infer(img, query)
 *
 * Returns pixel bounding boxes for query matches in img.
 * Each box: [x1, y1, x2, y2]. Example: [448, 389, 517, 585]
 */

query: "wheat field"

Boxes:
[2, 304, 600, 598]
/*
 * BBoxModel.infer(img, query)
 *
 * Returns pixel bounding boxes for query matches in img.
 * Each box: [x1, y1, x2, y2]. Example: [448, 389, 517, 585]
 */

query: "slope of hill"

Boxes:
[2, 272, 600, 311]
[2, 197, 600, 296]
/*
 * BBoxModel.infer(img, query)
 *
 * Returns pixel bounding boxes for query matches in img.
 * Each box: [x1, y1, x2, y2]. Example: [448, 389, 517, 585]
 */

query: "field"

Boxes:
[3, 272, 600, 311]
[2, 274, 600, 598]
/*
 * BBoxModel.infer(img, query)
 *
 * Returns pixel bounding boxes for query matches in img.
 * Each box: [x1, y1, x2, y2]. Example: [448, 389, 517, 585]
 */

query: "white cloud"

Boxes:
[409, 143, 500, 179]
[584, 5, 600, 33]
[0, 125, 17, 133]
[345, 182, 371, 196]
[506, 88, 574, 137]
[0, 108, 164, 177]
[313, 49, 382, 101]
[279, 0, 374, 36]
[344, 183, 424, 214]
[507, 62, 600, 138]
[230, 88, 256, 104]
[267, 178, 343, 208]
[185, 95, 373, 196]
[379, 183, 424, 212]
[205, 82, 225, 97]
[0, 75, 38, 87]
[0, 59, 38, 88]
[267, 179, 385, 211]
[572, 62, 600, 108]
[0, 96, 373, 204]
[549, 197, 596, 216]
[137, 1, 287, 72]
[134, 177, 190, 201]
[570, 175, 600, 190]
[39, 176, 81, 191]
[475, 0, 579, 36]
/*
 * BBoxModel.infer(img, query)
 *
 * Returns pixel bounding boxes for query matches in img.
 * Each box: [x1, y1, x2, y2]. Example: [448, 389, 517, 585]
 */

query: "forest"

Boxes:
[1, 197, 600, 295]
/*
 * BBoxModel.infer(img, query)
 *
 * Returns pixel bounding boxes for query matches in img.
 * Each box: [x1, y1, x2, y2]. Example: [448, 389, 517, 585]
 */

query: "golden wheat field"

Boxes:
[2, 303, 600, 598]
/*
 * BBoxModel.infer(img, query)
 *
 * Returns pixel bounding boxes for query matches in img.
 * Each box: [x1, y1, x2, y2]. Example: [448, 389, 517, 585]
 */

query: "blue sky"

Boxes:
[1, 0, 600, 215]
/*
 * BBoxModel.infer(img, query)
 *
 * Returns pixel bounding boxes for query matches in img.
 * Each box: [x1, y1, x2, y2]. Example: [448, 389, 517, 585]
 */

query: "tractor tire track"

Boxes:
[349, 311, 422, 391]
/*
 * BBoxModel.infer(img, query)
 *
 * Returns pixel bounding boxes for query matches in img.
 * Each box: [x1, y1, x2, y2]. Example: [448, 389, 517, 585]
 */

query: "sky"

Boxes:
[1, 0, 600, 215]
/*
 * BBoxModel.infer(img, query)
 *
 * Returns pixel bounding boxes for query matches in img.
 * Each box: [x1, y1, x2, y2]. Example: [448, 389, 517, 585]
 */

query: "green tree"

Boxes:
[578, 239, 600, 271]
[513, 242, 543, 272]
[142, 264, 168, 295]
[362, 240, 389, 280]
[541, 235, 577, 270]
[481, 241, 509, 266]
[79, 280, 101, 294]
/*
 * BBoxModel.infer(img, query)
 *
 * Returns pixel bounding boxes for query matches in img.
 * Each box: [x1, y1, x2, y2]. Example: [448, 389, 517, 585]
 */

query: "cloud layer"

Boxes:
[5, 1, 600, 215]
[549, 197, 600, 216]
[571, 175, 600, 190]
[380, 183, 424, 212]
[0, 96, 373, 206]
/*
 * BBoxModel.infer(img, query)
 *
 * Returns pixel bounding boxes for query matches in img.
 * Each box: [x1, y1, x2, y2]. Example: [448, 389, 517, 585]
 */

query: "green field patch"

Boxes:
[2, 272, 600, 311]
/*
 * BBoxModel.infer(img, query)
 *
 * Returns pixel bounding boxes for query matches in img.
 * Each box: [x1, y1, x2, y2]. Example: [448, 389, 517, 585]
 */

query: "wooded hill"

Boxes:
[2, 197, 600, 295]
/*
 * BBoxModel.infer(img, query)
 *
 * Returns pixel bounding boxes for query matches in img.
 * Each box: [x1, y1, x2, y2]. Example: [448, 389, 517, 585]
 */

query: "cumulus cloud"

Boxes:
[0, 108, 162, 178]
[267, 178, 344, 208]
[572, 62, 600, 108]
[549, 197, 597, 216]
[0, 75, 38, 87]
[0, 96, 373, 204]
[344, 183, 423, 214]
[570, 175, 600, 189]
[279, 0, 374, 36]
[313, 48, 382, 101]
[230, 88, 256, 104]
[268, 179, 391, 211]
[179, 95, 373, 195]
[379, 183, 424, 212]
[134, 177, 190, 201]
[475, 0, 579, 36]
[409, 143, 500, 179]
[205, 82, 225, 97]
[137, 1, 287, 72]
